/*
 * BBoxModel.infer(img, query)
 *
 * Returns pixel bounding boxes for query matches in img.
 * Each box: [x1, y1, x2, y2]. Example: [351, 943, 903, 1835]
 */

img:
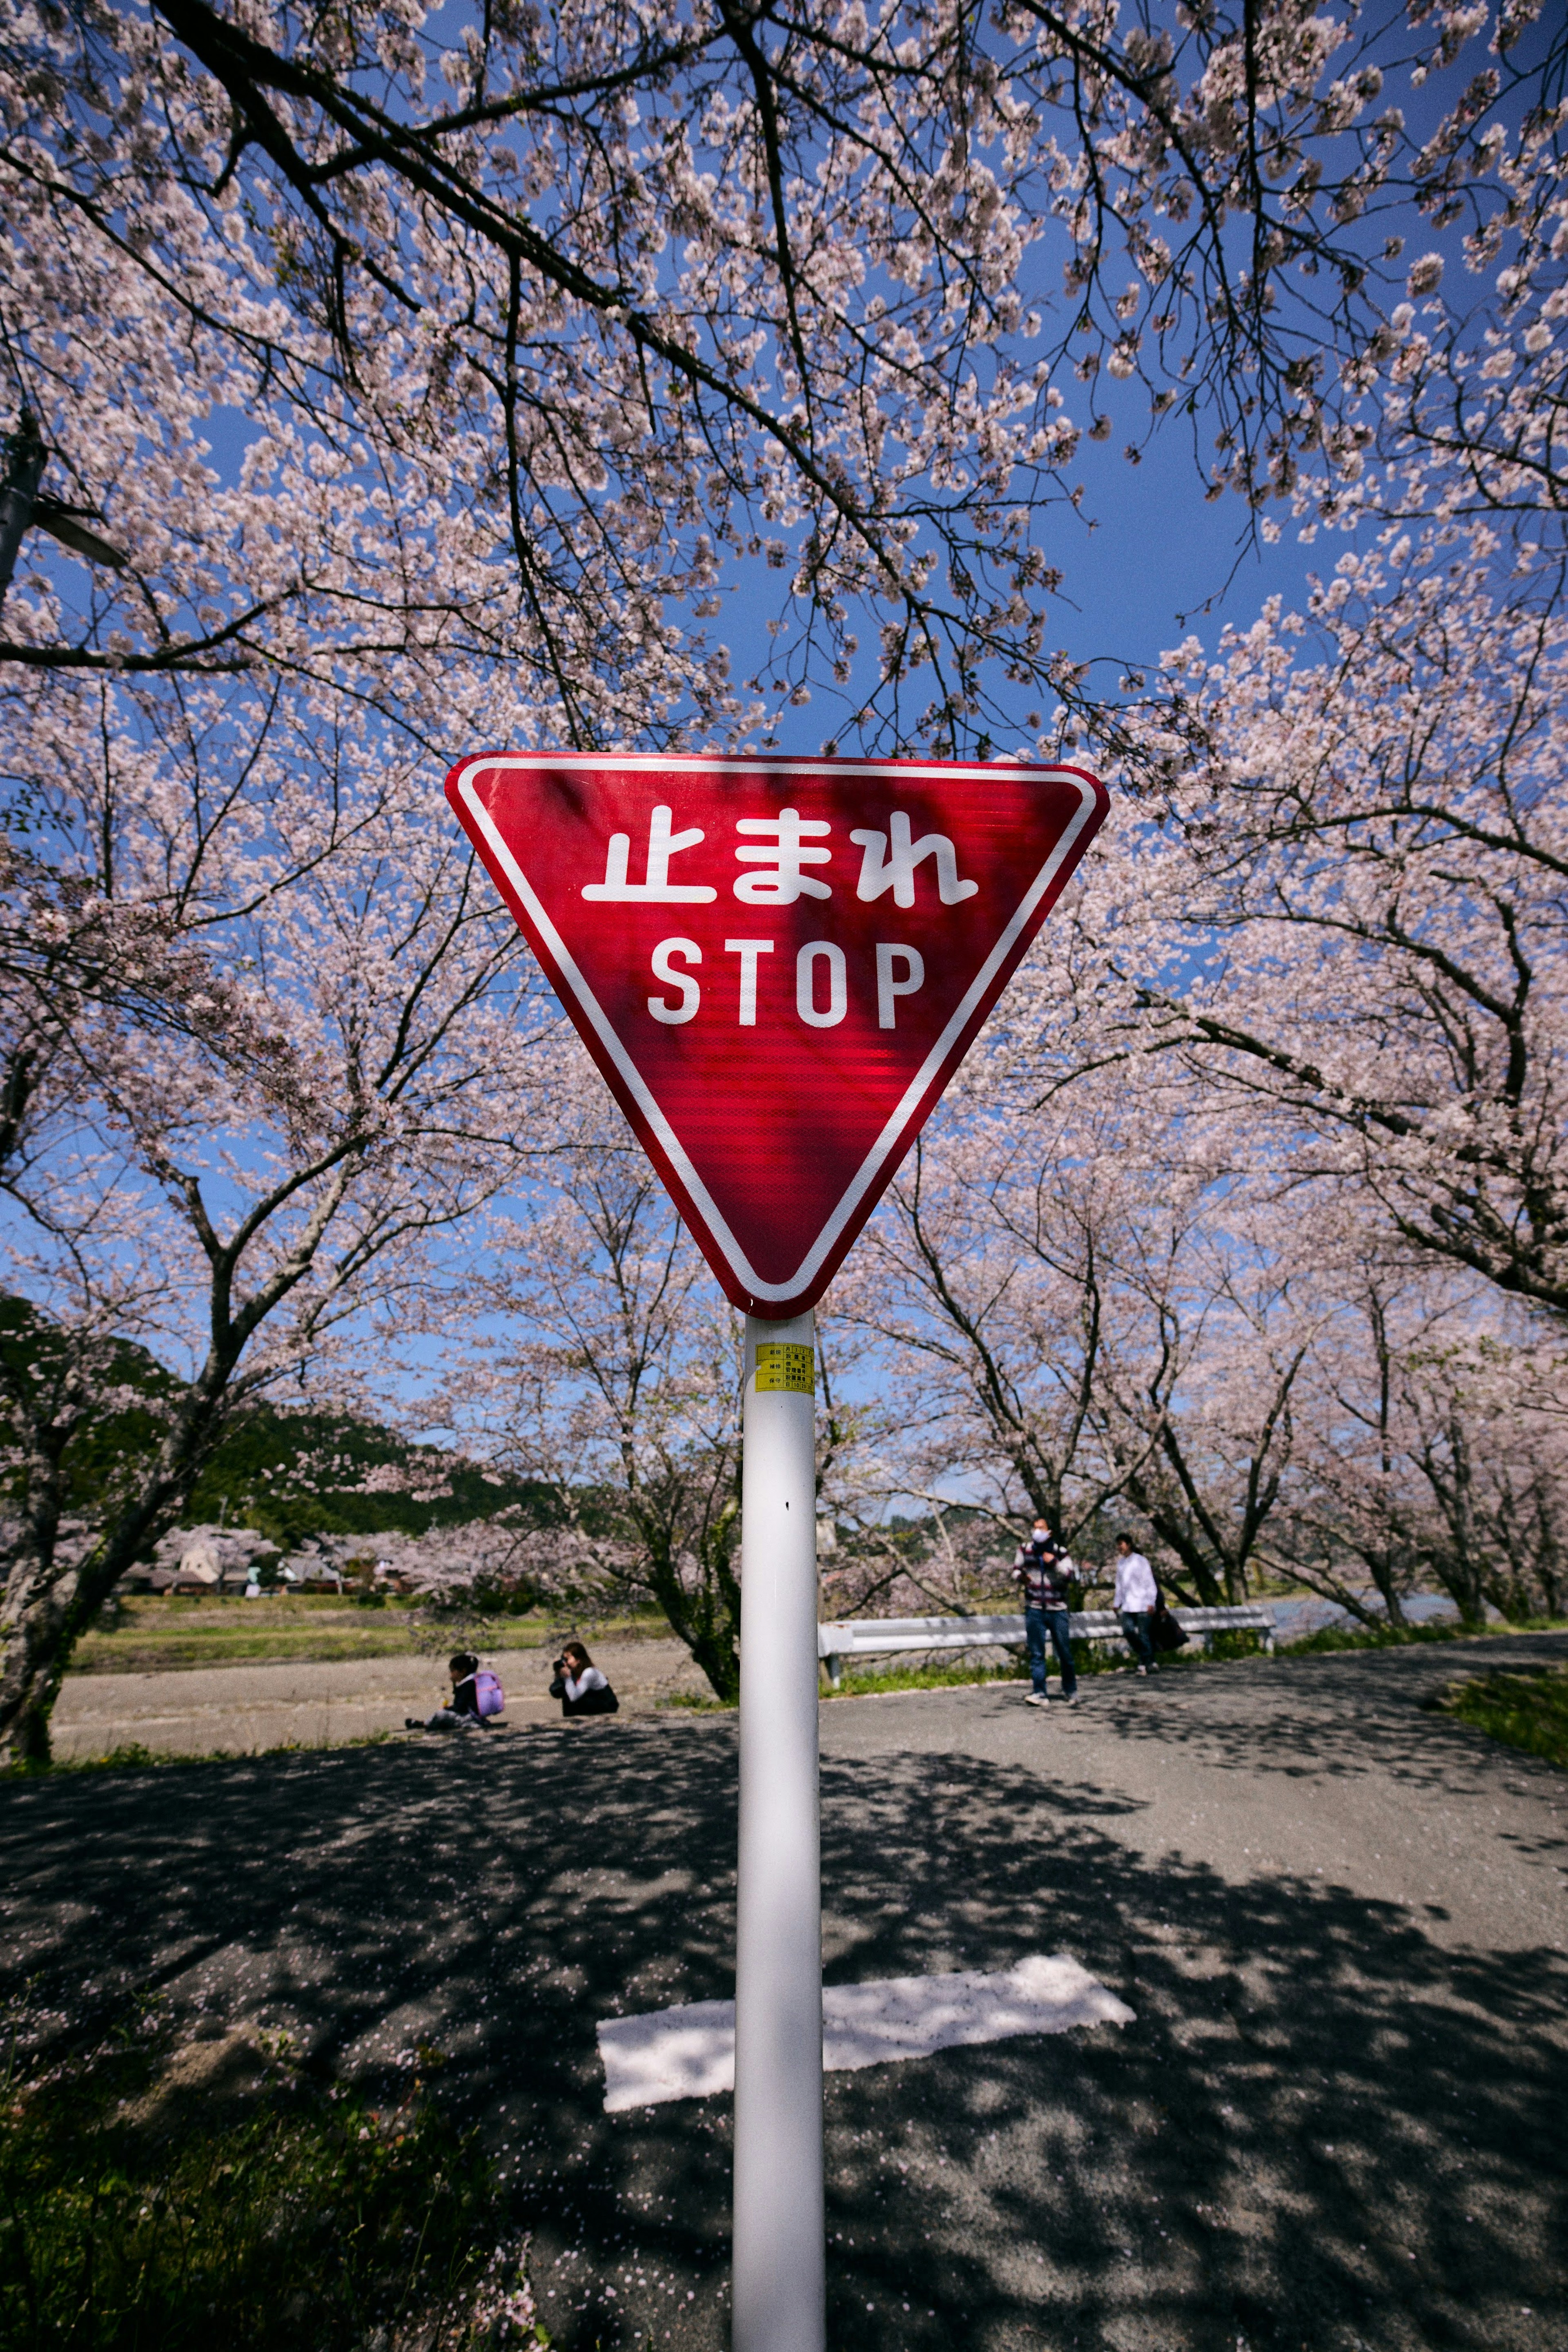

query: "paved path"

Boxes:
[4, 1635, 1564, 2352]
[818, 1641, 1566, 1956]
[52, 1636, 712, 1757]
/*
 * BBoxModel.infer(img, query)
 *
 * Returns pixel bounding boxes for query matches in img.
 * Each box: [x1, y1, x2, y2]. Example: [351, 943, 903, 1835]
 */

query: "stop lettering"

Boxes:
[446, 752, 1107, 1317]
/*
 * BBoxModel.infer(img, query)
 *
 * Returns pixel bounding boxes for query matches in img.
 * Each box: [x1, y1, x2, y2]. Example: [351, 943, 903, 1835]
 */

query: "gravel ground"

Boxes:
[3, 1634, 1564, 2351]
[49, 1636, 713, 1757]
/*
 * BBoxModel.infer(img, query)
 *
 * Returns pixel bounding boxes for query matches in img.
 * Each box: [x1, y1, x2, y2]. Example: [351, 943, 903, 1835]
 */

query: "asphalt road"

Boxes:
[3, 1634, 1564, 2351]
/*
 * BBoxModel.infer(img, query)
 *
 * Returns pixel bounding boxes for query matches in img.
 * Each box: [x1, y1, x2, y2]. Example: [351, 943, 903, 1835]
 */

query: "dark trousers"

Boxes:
[1120, 1610, 1156, 1671]
[1025, 1606, 1077, 1697]
[557, 1684, 619, 1717]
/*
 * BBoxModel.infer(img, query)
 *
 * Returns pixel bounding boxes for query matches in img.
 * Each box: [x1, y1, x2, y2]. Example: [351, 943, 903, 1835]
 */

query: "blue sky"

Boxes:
[716, 406, 1336, 763]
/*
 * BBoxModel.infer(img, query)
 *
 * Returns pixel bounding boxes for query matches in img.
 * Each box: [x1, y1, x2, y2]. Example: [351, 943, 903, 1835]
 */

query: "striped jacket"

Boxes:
[1013, 1535, 1072, 1612]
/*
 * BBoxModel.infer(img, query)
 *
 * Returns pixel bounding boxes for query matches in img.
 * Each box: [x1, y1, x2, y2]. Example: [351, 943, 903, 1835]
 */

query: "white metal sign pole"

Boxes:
[733, 1308, 825, 2352]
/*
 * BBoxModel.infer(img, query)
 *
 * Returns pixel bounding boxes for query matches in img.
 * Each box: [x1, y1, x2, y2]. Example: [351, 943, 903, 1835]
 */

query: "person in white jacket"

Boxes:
[1113, 1534, 1160, 1676]
[548, 1640, 619, 1719]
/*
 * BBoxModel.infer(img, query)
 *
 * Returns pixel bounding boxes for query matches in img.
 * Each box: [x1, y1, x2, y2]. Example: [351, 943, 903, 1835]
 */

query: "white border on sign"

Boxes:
[452, 754, 1100, 1305]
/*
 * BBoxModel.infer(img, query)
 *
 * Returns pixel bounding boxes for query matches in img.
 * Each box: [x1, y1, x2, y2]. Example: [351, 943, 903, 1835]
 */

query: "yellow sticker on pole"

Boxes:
[754, 1342, 815, 1394]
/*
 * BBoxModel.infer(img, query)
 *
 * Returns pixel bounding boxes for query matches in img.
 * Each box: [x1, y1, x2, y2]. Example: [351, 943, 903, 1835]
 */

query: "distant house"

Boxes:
[280, 1544, 344, 1592]
[118, 1524, 275, 1595]
[176, 1535, 221, 1586]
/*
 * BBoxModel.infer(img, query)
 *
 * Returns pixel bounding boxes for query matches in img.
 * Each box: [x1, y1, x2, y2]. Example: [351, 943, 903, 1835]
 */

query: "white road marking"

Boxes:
[597, 1953, 1134, 2112]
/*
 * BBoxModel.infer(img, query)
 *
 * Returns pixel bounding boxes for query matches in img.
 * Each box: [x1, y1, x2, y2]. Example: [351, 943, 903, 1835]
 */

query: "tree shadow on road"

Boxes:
[1054, 1630, 1568, 1803]
[1, 1712, 1563, 2351]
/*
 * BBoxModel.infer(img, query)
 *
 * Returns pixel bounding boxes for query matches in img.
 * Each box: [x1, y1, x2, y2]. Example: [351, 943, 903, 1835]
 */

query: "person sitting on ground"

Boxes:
[406, 1652, 486, 1731]
[1113, 1534, 1159, 1676]
[549, 1640, 619, 1719]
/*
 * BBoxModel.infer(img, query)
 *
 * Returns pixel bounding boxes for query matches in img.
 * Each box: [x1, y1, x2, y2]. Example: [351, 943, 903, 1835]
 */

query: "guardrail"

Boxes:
[817, 1605, 1276, 1687]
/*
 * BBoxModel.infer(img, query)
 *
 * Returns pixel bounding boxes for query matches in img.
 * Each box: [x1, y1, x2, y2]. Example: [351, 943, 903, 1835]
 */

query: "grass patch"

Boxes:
[823, 1656, 1028, 1699]
[72, 1596, 436, 1676]
[1277, 1614, 1566, 1661]
[1281, 1617, 1471, 1658]
[0, 2002, 547, 2351]
[73, 1598, 677, 1678]
[1427, 1664, 1568, 1770]
[1202, 1627, 1267, 1662]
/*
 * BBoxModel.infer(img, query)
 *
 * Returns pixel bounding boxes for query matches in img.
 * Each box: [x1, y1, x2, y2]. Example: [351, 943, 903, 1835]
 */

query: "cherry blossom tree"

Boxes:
[1281, 1264, 1430, 1627]
[4, 1, 1563, 749]
[1100, 532, 1568, 1322]
[813, 1502, 1007, 1623]
[833, 1106, 1135, 1554]
[1088, 1263, 1316, 1610]
[842, 1017, 1567, 1623]
[1283, 1262, 1568, 1624]
[4, 0, 1567, 1747]
[443, 1099, 883, 1698]
[0, 2, 749, 762]
[454, 1140, 753, 1699]
[0, 670, 553, 1764]
[836, 1048, 1330, 1605]
[842, 671, 1566, 1616]
[1396, 1333, 1567, 1622]
[1294, 121, 1568, 553]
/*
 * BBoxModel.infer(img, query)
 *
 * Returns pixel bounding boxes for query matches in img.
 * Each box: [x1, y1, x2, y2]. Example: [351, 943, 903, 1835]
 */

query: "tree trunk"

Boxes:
[1, 1534, 121, 1768]
[1362, 1546, 1409, 1627]
[1530, 1493, 1564, 1621]
[1430, 1558, 1488, 1627]
[0, 1367, 243, 1768]
[686, 1625, 741, 1705]
[0, 1590, 69, 1767]
[641, 1540, 742, 1705]
[1119, 1487, 1226, 1605]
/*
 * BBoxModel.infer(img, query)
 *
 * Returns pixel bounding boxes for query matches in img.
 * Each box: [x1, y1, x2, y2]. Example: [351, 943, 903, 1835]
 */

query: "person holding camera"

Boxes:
[1012, 1518, 1079, 1708]
[549, 1639, 619, 1719]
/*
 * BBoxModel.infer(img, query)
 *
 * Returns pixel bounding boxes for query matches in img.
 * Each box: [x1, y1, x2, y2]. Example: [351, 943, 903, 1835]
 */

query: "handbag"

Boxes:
[1151, 1598, 1189, 1653]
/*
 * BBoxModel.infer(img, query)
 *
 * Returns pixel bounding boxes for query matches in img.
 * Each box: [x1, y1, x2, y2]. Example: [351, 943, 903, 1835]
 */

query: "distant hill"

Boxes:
[183, 1401, 557, 1547]
[0, 1298, 554, 1552]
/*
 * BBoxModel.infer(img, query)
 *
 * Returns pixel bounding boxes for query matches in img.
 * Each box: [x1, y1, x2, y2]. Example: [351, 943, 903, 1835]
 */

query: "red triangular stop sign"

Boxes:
[447, 753, 1107, 1318]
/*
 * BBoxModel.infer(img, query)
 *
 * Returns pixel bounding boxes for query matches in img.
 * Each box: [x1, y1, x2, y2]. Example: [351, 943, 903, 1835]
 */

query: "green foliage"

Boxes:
[1428, 1665, 1568, 1770]
[822, 1656, 1028, 1699]
[1207, 1627, 1266, 1662]
[49, 1741, 163, 1774]
[0, 1294, 554, 1550]
[1068, 1638, 1124, 1676]
[0, 1295, 178, 1503]
[182, 1403, 556, 1548]
[1149, 1627, 1270, 1668]
[0, 2004, 521, 2351]
[1281, 1618, 1474, 1659]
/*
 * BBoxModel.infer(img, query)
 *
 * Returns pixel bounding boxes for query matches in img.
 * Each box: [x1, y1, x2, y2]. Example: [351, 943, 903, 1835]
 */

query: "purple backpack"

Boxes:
[474, 1669, 505, 1719]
